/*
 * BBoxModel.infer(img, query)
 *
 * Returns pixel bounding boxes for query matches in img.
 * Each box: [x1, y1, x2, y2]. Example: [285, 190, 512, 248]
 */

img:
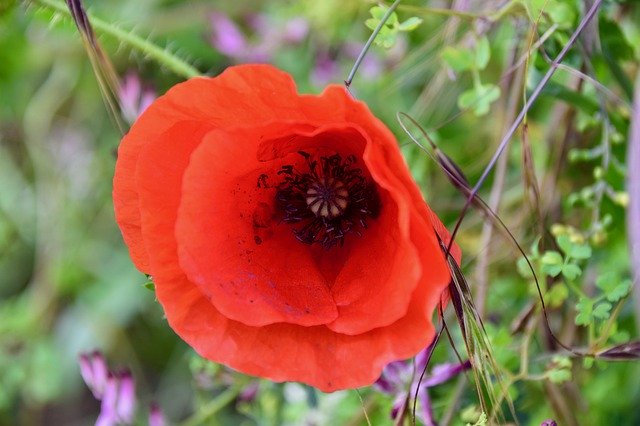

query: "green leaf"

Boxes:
[575, 298, 593, 326]
[546, 356, 572, 384]
[398, 16, 423, 32]
[599, 17, 635, 61]
[541, 250, 563, 277]
[143, 281, 155, 291]
[607, 280, 632, 303]
[596, 274, 632, 302]
[370, 5, 386, 20]
[548, 2, 576, 28]
[593, 302, 612, 320]
[547, 368, 571, 383]
[530, 237, 541, 258]
[366, 7, 400, 49]
[465, 412, 488, 426]
[546, 283, 569, 308]
[517, 257, 534, 278]
[441, 46, 475, 72]
[369, 5, 398, 25]
[457, 83, 501, 116]
[375, 28, 397, 49]
[570, 244, 592, 260]
[557, 235, 592, 260]
[583, 357, 595, 369]
[541, 250, 562, 265]
[364, 18, 379, 31]
[475, 36, 490, 70]
[556, 235, 573, 255]
[561, 263, 582, 281]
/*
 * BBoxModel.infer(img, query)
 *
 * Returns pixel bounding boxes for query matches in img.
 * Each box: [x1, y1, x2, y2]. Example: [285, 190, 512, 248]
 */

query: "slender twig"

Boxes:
[627, 69, 640, 330]
[440, 376, 466, 426]
[475, 34, 525, 316]
[179, 385, 243, 426]
[354, 389, 373, 426]
[411, 326, 443, 426]
[345, 0, 402, 90]
[397, 4, 479, 20]
[446, 0, 603, 252]
[33, 0, 201, 79]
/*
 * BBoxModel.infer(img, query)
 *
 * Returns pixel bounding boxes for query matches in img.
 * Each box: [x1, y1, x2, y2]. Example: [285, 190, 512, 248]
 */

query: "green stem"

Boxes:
[345, 0, 402, 88]
[565, 278, 587, 299]
[31, 0, 202, 79]
[179, 385, 243, 426]
[591, 302, 624, 351]
[396, 4, 480, 20]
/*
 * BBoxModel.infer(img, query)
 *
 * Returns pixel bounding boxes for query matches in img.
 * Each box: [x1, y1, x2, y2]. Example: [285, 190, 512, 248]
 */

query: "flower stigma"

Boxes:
[274, 151, 380, 249]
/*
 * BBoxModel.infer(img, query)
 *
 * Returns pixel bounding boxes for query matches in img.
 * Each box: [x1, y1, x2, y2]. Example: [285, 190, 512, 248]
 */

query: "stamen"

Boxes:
[273, 152, 380, 249]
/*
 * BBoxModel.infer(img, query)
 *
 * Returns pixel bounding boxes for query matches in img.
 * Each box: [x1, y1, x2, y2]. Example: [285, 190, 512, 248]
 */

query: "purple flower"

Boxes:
[115, 371, 136, 423]
[208, 12, 308, 64]
[92, 370, 137, 425]
[95, 373, 119, 426]
[311, 50, 340, 86]
[541, 420, 558, 426]
[79, 351, 109, 399]
[148, 403, 166, 426]
[374, 344, 471, 426]
[238, 381, 260, 403]
[209, 12, 247, 57]
[79, 352, 138, 425]
[283, 17, 309, 44]
[119, 72, 156, 123]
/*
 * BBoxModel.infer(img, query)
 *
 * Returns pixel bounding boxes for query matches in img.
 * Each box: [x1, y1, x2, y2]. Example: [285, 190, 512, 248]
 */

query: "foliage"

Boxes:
[1, 0, 639, 425]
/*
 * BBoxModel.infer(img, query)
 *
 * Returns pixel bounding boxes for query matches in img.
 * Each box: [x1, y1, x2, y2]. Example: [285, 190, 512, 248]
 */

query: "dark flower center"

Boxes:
[274, 151, 380, 249]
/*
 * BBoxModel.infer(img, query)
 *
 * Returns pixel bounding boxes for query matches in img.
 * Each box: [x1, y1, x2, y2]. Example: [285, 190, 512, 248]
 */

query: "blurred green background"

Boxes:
[1, 0, 639, 425]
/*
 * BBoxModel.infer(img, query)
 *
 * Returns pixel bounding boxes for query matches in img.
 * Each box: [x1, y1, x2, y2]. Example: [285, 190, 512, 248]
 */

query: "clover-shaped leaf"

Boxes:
[593, 302, 612, 320]
[561, 263, 581, 281]
[441, 46, 475, 72]
[528, 0, 576, 29]
[546, 283, 569, 308]
[596, 273, 632, 303]
[546, 355, 572, 384]
[458, 83, 501, 116]
[365, 6, 400, 48]
[368, 5, 398, 25]
[557, 234, 592, 260]
[541, 250, 563, 277]
[375, 27, 397, 49]
[475, 36, 490, 70]
[517, 257, 534, 278]
[575, 298, 593, 326]
[398, 16, 423, 32]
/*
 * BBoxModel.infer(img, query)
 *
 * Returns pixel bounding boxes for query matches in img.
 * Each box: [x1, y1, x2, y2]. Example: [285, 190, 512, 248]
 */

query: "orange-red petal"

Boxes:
[114, 65, 316, 273]
[114, 64, 460, 392]
[175, 126, 339, 327]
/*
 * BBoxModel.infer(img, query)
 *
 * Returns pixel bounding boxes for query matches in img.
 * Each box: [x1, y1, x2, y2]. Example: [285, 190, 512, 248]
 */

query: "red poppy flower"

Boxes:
[113, 64, 461, 392]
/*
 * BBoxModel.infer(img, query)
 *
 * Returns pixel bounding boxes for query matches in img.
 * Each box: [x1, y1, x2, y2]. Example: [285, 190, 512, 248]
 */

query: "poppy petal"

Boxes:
[176, 126, 339, 327]
[256, 124, 425, 333]
[135, 121, 215, 278]
[154, 252, 440, 392]
[114, 65, 311, 273]
[115, 65, 459, 392]
[336, 91, 462, 262]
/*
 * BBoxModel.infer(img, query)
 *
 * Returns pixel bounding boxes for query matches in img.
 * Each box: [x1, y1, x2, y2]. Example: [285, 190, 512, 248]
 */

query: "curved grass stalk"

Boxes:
[31, 0, 202, 79]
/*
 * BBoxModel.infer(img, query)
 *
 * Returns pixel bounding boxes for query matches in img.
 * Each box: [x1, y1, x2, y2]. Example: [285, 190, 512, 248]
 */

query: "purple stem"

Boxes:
[446, 0, 604, 253]
[627, 70, 640, 329]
